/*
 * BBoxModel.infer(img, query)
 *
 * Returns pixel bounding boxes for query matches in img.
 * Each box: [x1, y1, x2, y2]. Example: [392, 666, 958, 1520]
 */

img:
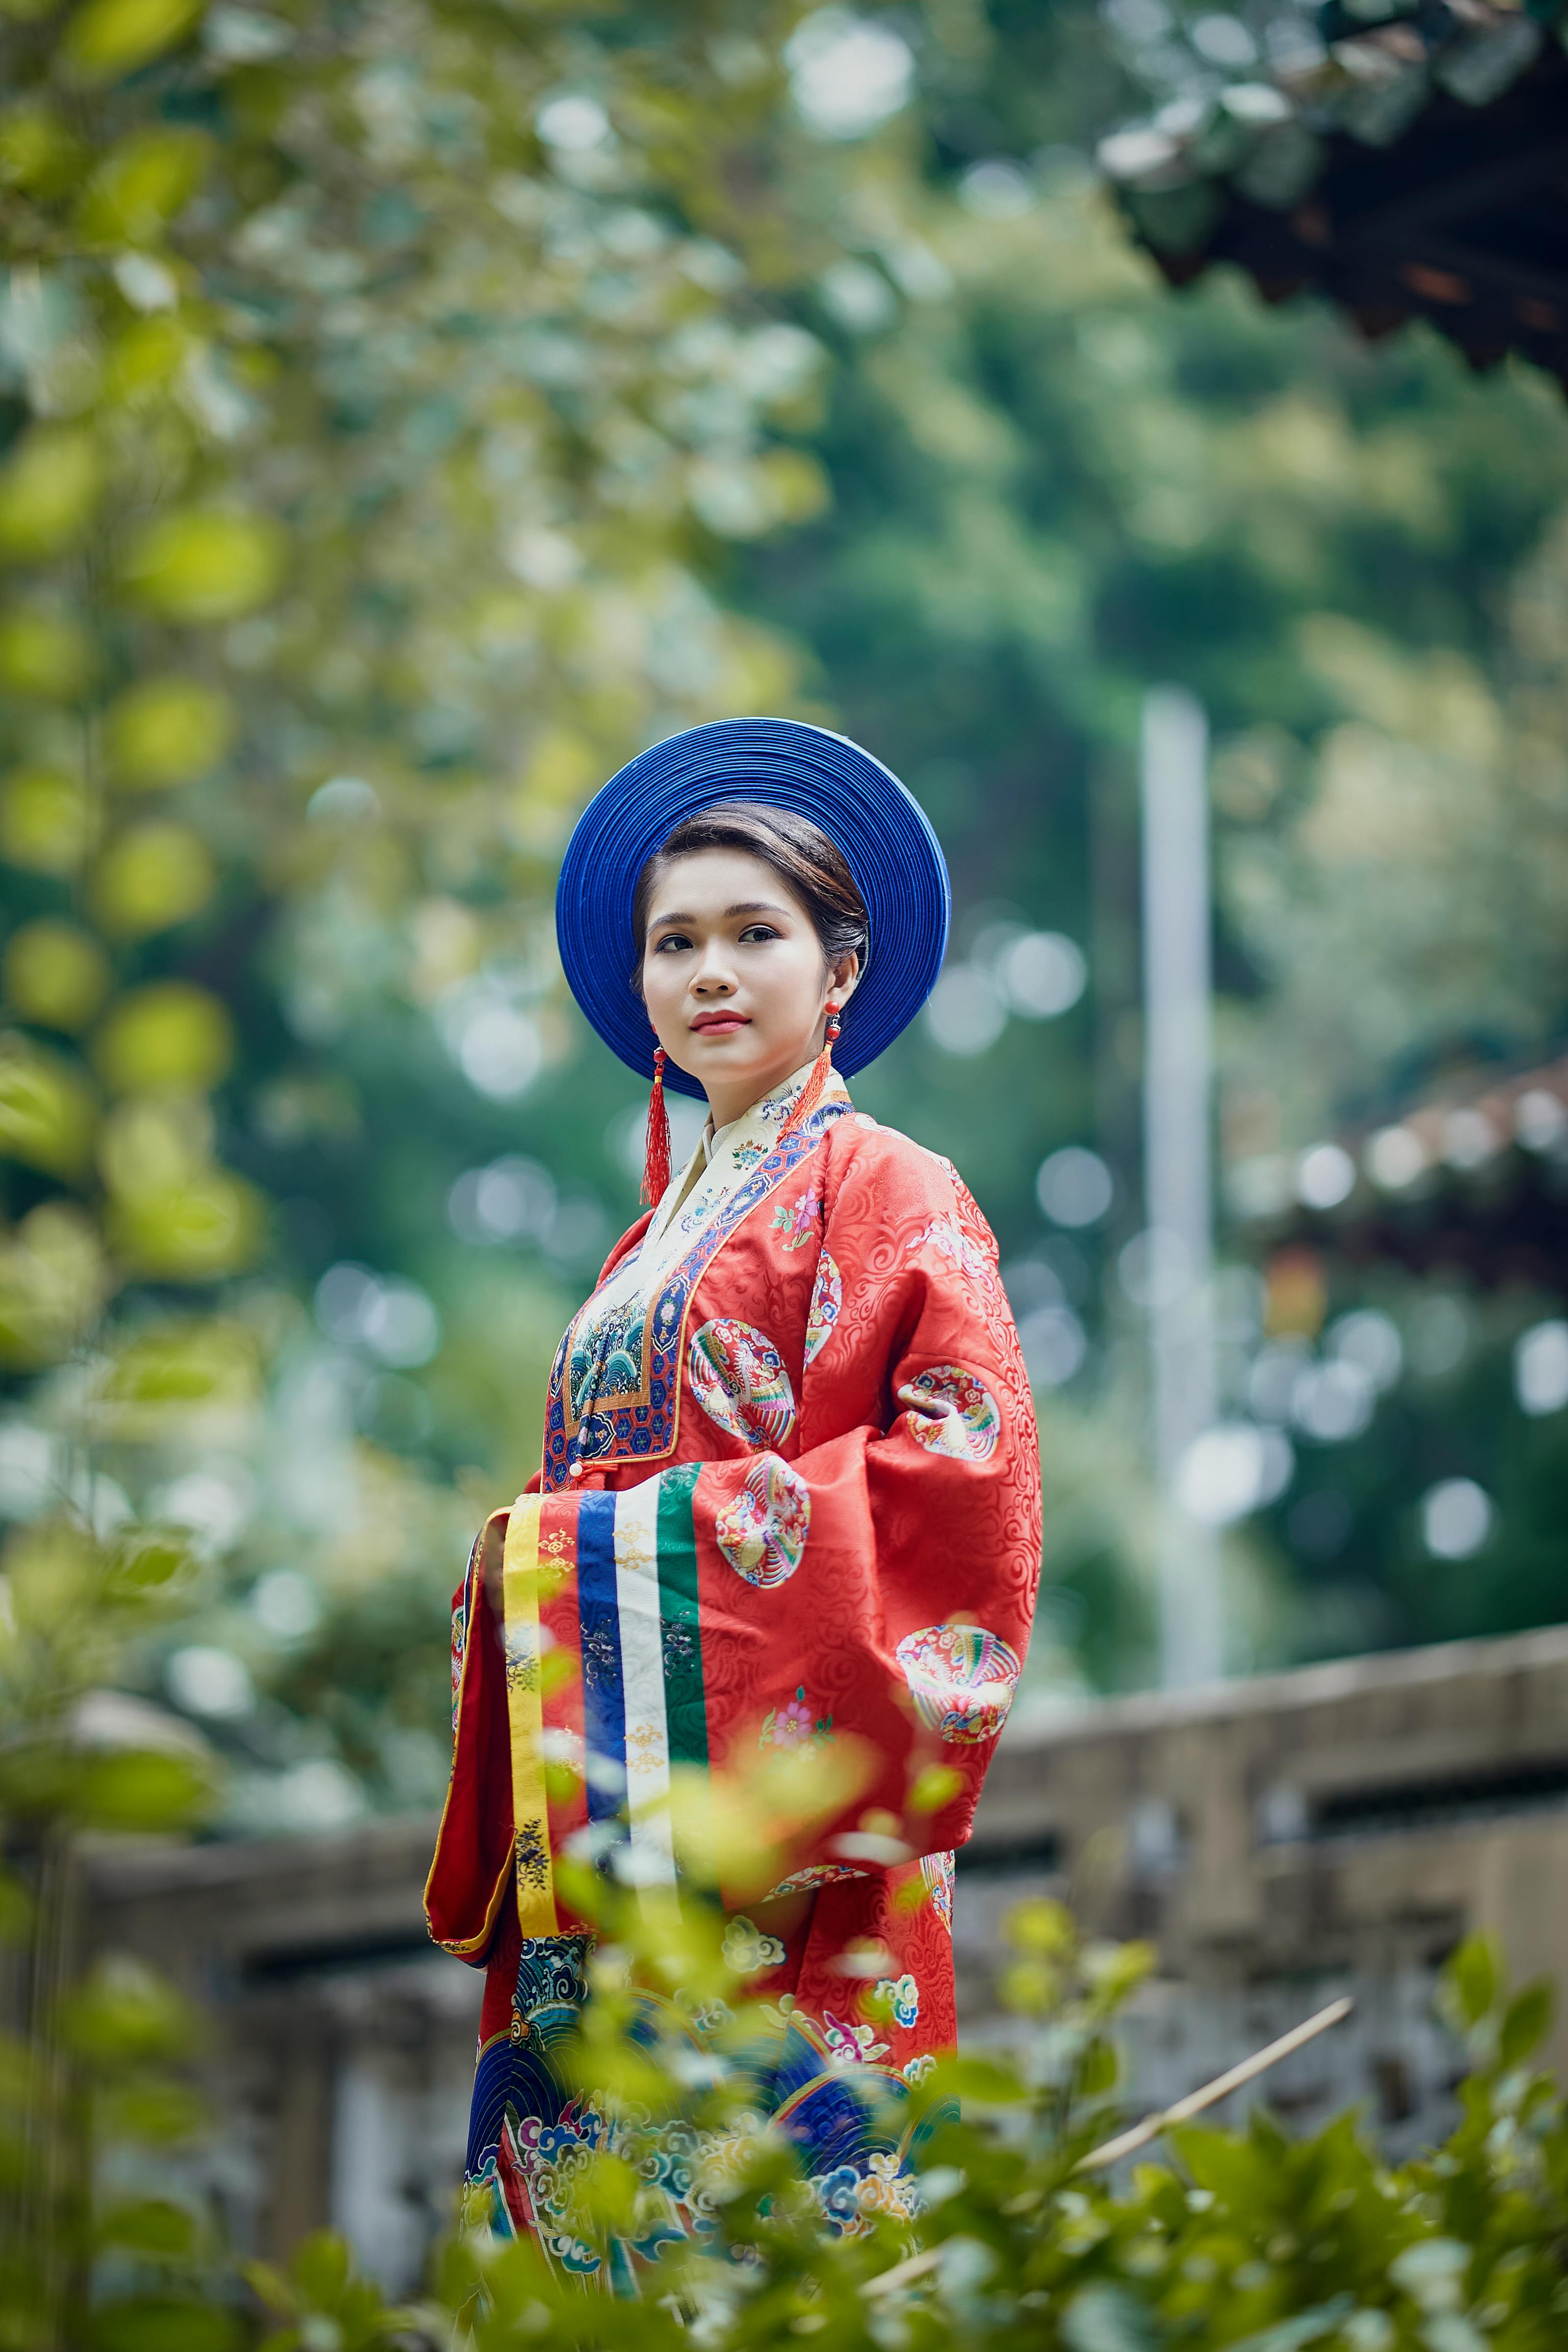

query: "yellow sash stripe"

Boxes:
[502, 1494, 558, 1937]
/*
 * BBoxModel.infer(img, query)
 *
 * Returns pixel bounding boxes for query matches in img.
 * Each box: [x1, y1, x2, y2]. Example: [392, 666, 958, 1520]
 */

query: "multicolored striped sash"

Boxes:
[503, 1466, 705, 1935]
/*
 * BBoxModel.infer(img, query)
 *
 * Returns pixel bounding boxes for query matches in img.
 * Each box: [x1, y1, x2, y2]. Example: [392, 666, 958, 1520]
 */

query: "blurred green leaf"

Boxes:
[0, 766, 93, 874]
[97, 2197, 201, 2258]
[91, 821, 217, 937]
[64, 1957, 192, 2067]
[924, 2053, 1028, 2104]
[0, 607, 93, 698]
[1447, 1936, 1501, 2030]
[0, 104, 85, 196]
[104, 1525, 197, 1595]
[93, 982, 235, 1094]
[106, 677, 234, 791]
[95, 2076, 209, 2145]
[119, 506, 285, 623]
[77, 127, 209, 247]
[290, 2231, 351, 2308]
[107, 1167, 265, 1281]
[0, 1034, 97, 1178]
[104, 314, 188, 405]
[92, 1316, 260, 1433]
[61, 0, 206, 84]
[87, 2297, 242, 2352]
[1498, 1981, 1554, 2071]
[0, 1198, 107, 1366]
[0, 427, 102, 561]
[3, 919, 112, 1033]
[69, 1747, 218, 1833]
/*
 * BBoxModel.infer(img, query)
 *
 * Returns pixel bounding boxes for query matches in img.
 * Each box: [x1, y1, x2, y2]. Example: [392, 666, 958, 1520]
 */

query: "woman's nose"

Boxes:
[692, 950, 736, 995]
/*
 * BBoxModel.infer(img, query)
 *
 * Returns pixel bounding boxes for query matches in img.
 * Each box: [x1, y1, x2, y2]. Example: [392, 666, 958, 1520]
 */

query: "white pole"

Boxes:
[1140, 687, 1222, 1689]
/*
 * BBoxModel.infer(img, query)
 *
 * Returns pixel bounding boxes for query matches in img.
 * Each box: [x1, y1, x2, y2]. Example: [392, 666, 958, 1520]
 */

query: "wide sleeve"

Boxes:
[424, 1497, 525, 1960]
[690, 1126, 1042, 1899]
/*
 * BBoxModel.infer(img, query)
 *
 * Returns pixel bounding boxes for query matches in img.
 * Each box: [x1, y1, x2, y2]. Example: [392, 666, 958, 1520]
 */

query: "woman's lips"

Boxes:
[689, 1014, 750, 1035]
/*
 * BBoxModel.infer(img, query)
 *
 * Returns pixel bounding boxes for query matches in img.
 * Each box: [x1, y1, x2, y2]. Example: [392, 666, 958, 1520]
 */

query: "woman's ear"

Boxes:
[831, 950, 861, 1006]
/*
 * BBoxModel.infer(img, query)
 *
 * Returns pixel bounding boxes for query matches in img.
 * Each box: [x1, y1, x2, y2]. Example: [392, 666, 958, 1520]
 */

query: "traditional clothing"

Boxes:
[427, 1064, 1041, 2277]
[426, 714, 1038, 2287]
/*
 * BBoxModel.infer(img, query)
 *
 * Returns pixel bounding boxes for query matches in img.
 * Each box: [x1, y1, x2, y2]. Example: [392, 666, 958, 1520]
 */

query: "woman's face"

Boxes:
[640, 847, 859, 1128]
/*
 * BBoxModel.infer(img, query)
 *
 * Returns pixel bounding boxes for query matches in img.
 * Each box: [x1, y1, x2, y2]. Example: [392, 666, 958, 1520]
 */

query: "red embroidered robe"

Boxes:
[427, 1074, 1040, 2204]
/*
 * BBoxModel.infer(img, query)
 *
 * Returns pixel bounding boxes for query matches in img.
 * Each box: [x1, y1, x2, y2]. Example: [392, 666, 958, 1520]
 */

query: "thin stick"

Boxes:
[863, 2247, 942, 2299]
[860, 1994, 1355, 2299]
[1077, 1995, 1355, 2172]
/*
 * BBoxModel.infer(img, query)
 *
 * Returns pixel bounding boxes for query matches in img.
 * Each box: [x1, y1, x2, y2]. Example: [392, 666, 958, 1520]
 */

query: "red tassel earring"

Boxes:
[641, 1046, 672, 1207]
[784, 1004, 841, 1136]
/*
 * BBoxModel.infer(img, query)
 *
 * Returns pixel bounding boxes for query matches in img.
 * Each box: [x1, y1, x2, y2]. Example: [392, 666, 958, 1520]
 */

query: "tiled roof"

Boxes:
[1099, 0, 1568, 390]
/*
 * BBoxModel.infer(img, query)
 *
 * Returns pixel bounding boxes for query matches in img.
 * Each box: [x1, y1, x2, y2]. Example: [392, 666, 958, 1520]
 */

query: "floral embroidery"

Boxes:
[895, 1623, 1022, 1745]
[903, 2053, 937, 2086]
[823, 2011, 890, 2067]
[761, 1684, 834, 1750]
[874, 1972, 920, 2029]
[690, 1317, 798, 1449]
[906, 1212, 997, 1293]
[715, 1454, 811, 1587]
[450, 1601, 465, 1734]
[899, 1363, 1001, 1462]
[731, 1140, 766, 1169]
[921, 1848, 956, 1932]
[771, 1188, 822, 1251]
[813, 2153, 919, 2233]
[721, 1916, 787, 1975]
[504, 1630, 540, 1693]
[804, 1250, 841, 1367]
[514, 1819, 550, 1889]
[683, 1996, 732, 2037]
[766, 1861, 868, 1894]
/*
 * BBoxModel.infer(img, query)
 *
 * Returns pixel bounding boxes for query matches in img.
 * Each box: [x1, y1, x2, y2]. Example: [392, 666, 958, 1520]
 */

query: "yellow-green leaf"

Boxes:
[63, 1955, 191, 2065]
[93, 981, 234, 1093]
[2, 918, 112, 1032]
[104, 315, 188, 406]
[0, 1200, 106, 1367]
[106, 676, 234, 790]
[0, 1034, 97, 1178]
[119, 505, 284, 622]
[88, 2297, 243, 2352]
[70, 1747, 218, 1833]
[91, 821, 217, 936]
[92, 1317, 260, 1433]
[0, 427, 102, 561]
[77, 127, 211, 247]
[107, 1169, 265, 1280]
[96, 2199, 199, 2259]
[0, 608, 93, 699]
[0, 768, 93, 874]
[0, 106, 86, 198]
[60, 0, 206, 85]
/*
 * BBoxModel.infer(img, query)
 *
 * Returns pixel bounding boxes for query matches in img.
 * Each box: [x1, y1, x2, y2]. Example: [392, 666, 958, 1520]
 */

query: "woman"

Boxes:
[426, 717, 1041, 2285]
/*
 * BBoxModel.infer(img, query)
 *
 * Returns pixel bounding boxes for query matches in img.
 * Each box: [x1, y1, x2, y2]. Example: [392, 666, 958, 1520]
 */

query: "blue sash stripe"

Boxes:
[575, 1488, 627, 1826]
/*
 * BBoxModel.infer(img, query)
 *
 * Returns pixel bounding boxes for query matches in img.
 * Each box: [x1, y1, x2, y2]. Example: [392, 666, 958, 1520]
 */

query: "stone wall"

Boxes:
[73, 1624, 1568, 2281]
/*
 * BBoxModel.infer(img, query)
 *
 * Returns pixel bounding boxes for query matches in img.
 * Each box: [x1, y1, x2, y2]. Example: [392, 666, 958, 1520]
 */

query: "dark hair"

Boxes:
[631, 801, 869, 987]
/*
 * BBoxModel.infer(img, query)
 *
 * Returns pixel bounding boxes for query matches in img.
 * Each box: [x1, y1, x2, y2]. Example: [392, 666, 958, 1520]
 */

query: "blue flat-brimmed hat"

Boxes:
[555, 717, 950, 1100]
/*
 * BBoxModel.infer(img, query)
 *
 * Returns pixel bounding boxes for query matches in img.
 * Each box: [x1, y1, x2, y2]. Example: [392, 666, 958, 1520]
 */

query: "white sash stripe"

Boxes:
[614, 1477, 676, 1887]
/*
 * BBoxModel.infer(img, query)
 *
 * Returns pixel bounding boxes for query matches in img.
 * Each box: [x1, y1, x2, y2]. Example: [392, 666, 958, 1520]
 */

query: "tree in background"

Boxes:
[6, 0, 1568, 1829]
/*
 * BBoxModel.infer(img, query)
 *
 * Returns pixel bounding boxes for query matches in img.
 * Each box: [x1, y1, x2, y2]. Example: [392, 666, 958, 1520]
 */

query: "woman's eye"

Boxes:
[653, 933, 691, 953]
[739, 924, 780, 944]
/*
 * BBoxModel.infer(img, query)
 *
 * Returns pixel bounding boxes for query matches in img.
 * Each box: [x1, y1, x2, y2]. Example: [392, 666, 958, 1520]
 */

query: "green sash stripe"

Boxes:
[655, 1463, 708, 1771]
